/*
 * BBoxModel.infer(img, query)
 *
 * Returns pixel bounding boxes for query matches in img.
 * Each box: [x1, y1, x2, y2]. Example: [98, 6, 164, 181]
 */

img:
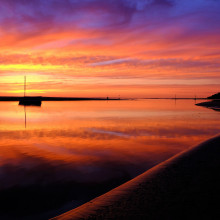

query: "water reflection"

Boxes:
[24, 106, 26, 129]
[0, 100, 219, 219]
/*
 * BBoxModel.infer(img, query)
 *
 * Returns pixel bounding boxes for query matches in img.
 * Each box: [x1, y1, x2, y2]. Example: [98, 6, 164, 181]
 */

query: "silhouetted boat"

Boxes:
[19, 96, 42, 106]
[19, 76, 42, 106]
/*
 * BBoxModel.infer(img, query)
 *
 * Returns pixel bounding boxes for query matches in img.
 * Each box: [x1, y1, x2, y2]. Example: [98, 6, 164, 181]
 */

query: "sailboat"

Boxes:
[19, 76, 42, 106]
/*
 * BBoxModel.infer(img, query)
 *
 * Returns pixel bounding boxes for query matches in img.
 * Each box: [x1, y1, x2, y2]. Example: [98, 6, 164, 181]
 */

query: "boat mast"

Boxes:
[24, 76, 26, 97]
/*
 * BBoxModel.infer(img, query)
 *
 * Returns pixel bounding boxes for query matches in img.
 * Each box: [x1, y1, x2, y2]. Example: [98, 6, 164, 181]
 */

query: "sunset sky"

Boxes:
[0, 0, 219, 98]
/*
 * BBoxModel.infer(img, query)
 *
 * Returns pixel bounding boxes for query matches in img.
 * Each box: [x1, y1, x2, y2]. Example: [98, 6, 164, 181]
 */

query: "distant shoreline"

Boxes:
[0, 96, 122, 101]
[0, 96, 210, 102]
[141, 97, 208, 100]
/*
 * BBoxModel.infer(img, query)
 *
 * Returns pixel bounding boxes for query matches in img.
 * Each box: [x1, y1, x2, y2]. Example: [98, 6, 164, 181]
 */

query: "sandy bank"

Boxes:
[51, 135, 220, 220]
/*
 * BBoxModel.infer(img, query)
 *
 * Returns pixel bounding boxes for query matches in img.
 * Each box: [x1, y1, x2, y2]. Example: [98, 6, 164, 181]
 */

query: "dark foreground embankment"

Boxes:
[51, 135, 220, 220]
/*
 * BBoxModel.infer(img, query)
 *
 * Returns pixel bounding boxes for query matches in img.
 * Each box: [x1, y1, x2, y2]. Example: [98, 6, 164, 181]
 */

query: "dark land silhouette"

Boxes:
[196, 100, 220, 111]
[0, 96, 208, 102]
[51, 135, 220, 220]
[207, 92, 220, 99]
[0, 96, 121, 103]
[0, 96, 122, 107]
[196, 92, 220, 111]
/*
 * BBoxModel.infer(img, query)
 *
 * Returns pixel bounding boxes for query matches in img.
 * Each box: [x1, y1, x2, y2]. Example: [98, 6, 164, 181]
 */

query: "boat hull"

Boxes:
[19, 97, 42, 106]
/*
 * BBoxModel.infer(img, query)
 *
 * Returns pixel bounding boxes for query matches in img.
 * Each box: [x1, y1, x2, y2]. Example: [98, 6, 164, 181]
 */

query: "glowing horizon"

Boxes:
[0, 0, 219, 98]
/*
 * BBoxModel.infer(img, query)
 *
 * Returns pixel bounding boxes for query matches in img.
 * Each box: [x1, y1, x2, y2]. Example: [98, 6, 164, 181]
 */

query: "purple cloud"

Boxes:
[0, 0, 219, 34]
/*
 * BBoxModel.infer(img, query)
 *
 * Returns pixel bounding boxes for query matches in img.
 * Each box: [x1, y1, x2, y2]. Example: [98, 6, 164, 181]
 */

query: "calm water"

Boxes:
[0, 99, 219, 219]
